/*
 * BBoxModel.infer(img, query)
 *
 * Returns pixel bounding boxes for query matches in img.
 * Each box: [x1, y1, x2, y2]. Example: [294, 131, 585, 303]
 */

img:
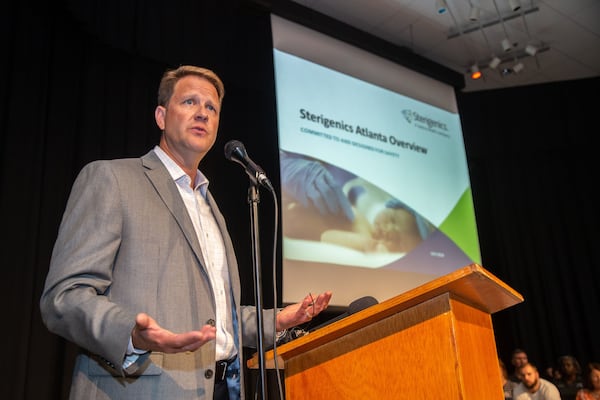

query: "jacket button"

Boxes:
[205, 369, 214, 379]
[207, 319, 216, 327]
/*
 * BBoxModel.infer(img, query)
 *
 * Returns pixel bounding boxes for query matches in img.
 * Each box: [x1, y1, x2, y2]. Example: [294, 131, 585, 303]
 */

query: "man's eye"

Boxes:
[184, 99, 194, 105]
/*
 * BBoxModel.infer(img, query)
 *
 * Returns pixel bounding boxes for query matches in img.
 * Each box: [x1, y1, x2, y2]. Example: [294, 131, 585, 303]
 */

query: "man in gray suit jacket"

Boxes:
[40, 65, 332, 400]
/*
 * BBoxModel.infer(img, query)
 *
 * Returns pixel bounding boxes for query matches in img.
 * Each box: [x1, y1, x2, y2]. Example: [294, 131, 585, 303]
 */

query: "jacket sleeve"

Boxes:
[39, 161, 136, 376]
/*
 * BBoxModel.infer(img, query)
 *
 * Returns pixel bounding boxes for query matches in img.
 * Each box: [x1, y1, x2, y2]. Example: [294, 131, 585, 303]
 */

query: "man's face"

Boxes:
[520, 365, 539, 391]
[155, 75, 220, 162]
[561, 358, 577, 376]
[512, 352, 528, 368]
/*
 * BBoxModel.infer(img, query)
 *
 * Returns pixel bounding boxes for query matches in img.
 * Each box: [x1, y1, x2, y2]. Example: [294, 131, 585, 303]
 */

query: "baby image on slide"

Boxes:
[320, 178, 435, 254]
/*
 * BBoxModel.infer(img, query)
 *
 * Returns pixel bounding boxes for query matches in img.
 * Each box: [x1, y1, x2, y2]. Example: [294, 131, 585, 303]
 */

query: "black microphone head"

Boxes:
[348, 296, 379, 315]
[224, 139, 246, 162]
[223, 139, 272, 190]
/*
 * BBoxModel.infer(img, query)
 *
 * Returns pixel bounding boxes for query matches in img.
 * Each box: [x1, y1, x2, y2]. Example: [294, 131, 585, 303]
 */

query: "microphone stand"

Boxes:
[247, 183, 268, 400]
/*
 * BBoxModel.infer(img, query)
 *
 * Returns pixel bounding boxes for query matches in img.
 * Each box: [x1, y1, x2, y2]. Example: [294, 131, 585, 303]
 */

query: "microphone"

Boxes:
[309, 295, 379, 332]
[224, 140, 273, 190]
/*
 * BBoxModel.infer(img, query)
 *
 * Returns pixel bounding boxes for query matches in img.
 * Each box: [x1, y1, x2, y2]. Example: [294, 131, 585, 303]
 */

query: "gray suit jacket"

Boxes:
[40, 150, 276, 399]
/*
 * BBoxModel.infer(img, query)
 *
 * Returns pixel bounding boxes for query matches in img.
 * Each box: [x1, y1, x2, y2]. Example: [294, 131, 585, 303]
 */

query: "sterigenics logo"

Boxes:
[402, 109, 450, 137]
[401, 109, 414, 124]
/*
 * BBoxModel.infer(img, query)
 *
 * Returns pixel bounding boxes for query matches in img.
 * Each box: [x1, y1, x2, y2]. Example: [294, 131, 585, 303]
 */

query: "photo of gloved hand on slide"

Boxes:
[280, 150, 355, 222]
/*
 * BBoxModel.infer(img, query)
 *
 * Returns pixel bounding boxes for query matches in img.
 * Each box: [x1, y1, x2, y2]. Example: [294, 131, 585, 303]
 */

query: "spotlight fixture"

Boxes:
[501, 38, 512, 52]
[508, 0, 521, 12]
[513, 62, 525, 73]
[525, 44, 538, 56]
[436, 0, 448, 15]
[469, 5, 480, 21]
[489, 56, 502, 69]
[470, 64, 482, 80]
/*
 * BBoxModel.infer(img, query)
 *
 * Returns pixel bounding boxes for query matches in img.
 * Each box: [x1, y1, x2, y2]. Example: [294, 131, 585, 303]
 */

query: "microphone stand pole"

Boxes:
[247, 183, 267, 400]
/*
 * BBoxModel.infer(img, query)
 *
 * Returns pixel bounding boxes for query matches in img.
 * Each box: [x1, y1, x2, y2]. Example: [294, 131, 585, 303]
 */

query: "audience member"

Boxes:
[575, 362, 600, 400]
[513, 362, 561, 400]
[510, 348, 530, 383]
[546, 364, 562, 382]
[554, 355, 584, 400]
[501, 358, 519, 399]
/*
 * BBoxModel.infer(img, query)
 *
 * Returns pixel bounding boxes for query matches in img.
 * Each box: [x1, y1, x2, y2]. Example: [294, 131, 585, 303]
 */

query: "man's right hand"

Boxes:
[131, 312, 216, 354]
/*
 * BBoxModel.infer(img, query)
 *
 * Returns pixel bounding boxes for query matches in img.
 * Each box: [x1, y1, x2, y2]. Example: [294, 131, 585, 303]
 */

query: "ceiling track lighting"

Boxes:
[439, 0, 544, 83]
[476, 45, 549, 78]
[447, 5, 539, 38]
[493, 0, 516, 61]
[479, 45, 550, 75]
[441, 0, 482, 82]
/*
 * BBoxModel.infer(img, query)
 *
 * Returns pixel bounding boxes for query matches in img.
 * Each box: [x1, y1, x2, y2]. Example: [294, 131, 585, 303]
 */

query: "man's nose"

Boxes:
[195, 109, 208, 121]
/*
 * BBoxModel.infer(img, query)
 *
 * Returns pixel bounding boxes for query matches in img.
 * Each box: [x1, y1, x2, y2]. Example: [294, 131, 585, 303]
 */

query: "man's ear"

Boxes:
[154, 105, 166, 130]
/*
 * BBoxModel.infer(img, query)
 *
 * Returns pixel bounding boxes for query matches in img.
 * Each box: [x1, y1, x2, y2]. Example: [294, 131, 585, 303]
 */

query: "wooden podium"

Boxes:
[247, 264, 523, 399]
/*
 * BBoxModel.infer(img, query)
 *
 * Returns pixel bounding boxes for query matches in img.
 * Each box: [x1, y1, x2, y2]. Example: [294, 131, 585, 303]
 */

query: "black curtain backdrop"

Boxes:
[457, 78, 599, 371]
[2, 1, 598, 399]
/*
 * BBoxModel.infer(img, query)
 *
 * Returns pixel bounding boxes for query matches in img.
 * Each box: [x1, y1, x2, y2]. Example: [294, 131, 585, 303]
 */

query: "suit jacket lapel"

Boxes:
[141, 151, 208, 269]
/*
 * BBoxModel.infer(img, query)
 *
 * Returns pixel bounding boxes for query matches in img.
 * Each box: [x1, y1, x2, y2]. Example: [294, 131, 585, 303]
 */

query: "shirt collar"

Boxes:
[153, 145, 209, 196]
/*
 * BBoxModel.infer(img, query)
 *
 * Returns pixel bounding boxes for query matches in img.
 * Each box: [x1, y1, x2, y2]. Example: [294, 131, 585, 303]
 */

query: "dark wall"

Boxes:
[1, 1, 598, 399]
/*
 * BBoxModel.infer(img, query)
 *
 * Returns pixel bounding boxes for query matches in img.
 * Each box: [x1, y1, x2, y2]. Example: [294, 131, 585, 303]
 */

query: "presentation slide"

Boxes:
[272, 16, 480, 307]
